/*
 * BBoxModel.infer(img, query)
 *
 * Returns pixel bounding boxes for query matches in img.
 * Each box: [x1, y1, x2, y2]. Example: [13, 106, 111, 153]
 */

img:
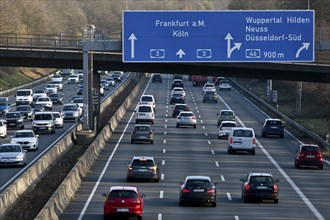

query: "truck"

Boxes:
[192, 75, 208, 87]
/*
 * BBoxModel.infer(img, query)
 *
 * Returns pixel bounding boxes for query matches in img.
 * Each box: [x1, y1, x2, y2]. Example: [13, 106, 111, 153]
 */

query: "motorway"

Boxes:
[59, 75, 329, 220]
[0, 74, 124, 191]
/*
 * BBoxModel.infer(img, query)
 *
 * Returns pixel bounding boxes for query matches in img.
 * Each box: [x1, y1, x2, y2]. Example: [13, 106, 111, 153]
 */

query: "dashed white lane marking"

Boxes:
[166, 109, 168, 112]
[227, 192, 232, 200]
[164, 125, 167, 128]
[162, 160, 165, 165]
[194, 103, 197, 105]
[163, 149, 166, 154]
[158, 213, 162, 220]
[159, 191, 164, 199]
[221, 175, 225, 182]
[215, 161, 219, 167]
[199, 115, 201, 118]
[235, 216, 239, 220]
[200, 120, 203, 123]
[211, 150, 215, 155]
[161, 174, 164, 180]
[205, 133, 208, 136]
[163, 140, 166, 144]
[197, 110, 200, 113]
[166, 106, 168, 108]
[202, 126, 205, 129]
[164, 131, 167, 135]
[165, 114, 168, 117]
[208, 141, 211, 145]
[165, 119, 167, 123]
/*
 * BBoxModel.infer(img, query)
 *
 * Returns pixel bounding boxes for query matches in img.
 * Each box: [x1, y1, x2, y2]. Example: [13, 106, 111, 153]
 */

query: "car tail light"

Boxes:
[229, 137, 233, 144]
[128, 166, 133, 170]
[207, 189, 215, 193]
[252, 138, 256, 145]
[131, 199, 141, 204]
[182, 189, 190, 193]
[244, 183, 250, 191]
[149, 166, 157, 171]
[273, 184, 279, 192]
[192, 116, 197, 120]
[316, 153, 323, 159]
[298, 153, 305, 158]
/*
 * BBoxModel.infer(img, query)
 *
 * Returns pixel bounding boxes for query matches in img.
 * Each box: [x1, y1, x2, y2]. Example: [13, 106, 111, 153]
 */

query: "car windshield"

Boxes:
[0, 145, 21, 152]
[14, 132, 33, 138]
[53, 113, 60, 118]
[250, 176, 273, 184]
[0, 99, 8, 105]
[16, 106, 31, 111]
[16, 91, 31, 96]
[109, 190, 138, 199]
[63, 105, 77, 111]
[176, 105, 188, 110]
[185, 180, 212, 188]
[38, 98, 49, 101]
[6, 113, 20, 118]
[233, 129, 253, 137]
[138, 106, 152, 112]
[34, 114, 52, 120]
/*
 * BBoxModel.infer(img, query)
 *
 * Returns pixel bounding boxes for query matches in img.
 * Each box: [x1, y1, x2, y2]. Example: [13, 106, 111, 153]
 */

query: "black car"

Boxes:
[170, 93, 185, 104]
[15, 105, 33, 120]
[4, 111, 24, 129]
[127, 156, 160, 182]
[173, 74, 183, 80]
[261, 118, 284, 138]
[152, 74, 163, 83]
[49, 93, 64, 105]
[112, 72, 122, 82]
[203, 91, 218, 103]
[77, 85, 83, 95]
[171, 79, 184, 89]
[179, 176, 217, 207]
[31, 103, 45, 114]
[172, 104, 189, 117]
[240, 172, 279, 203]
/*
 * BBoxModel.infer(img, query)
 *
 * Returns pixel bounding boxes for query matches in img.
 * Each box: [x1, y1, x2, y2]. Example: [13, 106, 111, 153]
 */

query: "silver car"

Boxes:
[0, 143, 27, 167]
[131, 124, 154, 144]
[176, 111, 197, 128]
[218, 121, 237, 139]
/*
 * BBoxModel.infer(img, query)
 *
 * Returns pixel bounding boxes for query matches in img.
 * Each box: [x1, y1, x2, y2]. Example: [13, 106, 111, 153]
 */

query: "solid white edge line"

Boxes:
[77, 73, 153, 220]
[218, 91, 325, 220]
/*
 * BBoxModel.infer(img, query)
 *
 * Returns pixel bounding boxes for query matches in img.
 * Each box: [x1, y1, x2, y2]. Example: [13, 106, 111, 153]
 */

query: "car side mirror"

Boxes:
[213, 182, 218, 185]
[178, 181, 183, 185]
[240, 178, 245, 182]
[102, 193, 107, 198]
[141, 193, 146, 198]
[23, 150, 27, 153]
[275, 179, 280, 183]
[36, 135, 39, 138]
[216, 113, 219, 115]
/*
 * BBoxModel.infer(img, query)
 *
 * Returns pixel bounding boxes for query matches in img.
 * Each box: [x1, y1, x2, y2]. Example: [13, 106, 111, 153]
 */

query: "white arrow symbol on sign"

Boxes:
[295, 42, 310, 58]
[225, 33, 241, 58]
[176, 49, 186, 58]
[128, 33, 137, 58]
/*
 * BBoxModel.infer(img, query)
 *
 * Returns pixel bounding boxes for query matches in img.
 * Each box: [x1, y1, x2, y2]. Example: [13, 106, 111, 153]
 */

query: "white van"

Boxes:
[228, 127, 256, 155]
[16, 89, 33, 106]
[139, 95, 156, 110]
[135, 105, 155, 124]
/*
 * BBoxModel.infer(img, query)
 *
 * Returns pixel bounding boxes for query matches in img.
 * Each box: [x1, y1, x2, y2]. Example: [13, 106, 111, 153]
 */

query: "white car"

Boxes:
[52, 81, 63, 91]
[203, 83, 216, 94]
[171, 87, 186, 97]
[106, 77, 115, 87]
[68, 74, 79, 84]
[52, 112, 64, 128]
[218, 121, 237, 139]
[218, 80, 231, 91]
[45, 84, 58, 94]
[135, 104, 155, 124]
[0, 144, 27, 167]
[228, 127, 256, 155]
[139, 95, 156, 110]
[176, 111, 197, 128]
[33, 89, 47, 101]
[51, 75, 63, 83]
[10, 130, 39, 151]
[71, 97, 84, 109]
[36, 97, 53, 110]
[0, 120, 7, 139]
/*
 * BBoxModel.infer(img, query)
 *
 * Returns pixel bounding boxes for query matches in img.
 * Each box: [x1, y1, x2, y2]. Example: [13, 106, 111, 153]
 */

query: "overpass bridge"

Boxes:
[0, 33, 329, 83]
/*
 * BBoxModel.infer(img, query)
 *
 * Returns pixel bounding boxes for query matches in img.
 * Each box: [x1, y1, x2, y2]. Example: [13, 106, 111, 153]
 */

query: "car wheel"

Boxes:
[296, 163, 300, 169]
[319, 165, 323, 170]
[150, 140, 154, 144]
[243, 195, 249, 203]
[51, 128, 55, 134]
[126, 178, 132, 182]
[251, 149, 256, 155]
[203, 100, 205, 103]
[131, 140, 134, 144]
[193, 124, 196, 129]
[280, 133, 284, 138]
[20, 125, 25, 129]
[154, 178, 160, 183]
[261, 133, 266, 137]
[228, 148, 232, 154]
[137, 216, 142, 220]
[176, 124, 179, 128]
[211, 202, 217, 207]
[274, 198, 279, 203]
[179, 201, 185, 206]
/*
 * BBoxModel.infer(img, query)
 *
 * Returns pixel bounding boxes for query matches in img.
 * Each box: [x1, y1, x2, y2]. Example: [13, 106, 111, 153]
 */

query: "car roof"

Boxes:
[220, 121, 237, 125]
[134, 124, 151, 128]
[172, 87, 184, 90]
[132, 156, 154, 160]
[174, 104, 187, 107]
[34, 111, 52, 115]
[109, 186, 138, 192]
[265, 118, 281, 122]
[185, 176, 212, 181]
[14, 129, 33, 133]
[220, 109, 233, 112]
[0, 143, 21, 147]
[232, 127, 254, 131]
[248, 172, 273, 177]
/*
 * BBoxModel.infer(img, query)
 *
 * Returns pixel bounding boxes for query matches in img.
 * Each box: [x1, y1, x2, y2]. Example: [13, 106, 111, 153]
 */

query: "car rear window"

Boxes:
[176, 105, 188, 110]
[141, 96, 153, 102]
[221, 111, 233, 116]
[109, 190, 138, 199]
[222, 123, 237, 127]
[135, 126, 150, 132]
[138, 106, 152, 112]
[132, 159, 154, 167]
[250, 176, 273, 184]
[180, 112, 194, 117]
[266, 120, 281, 126]
[301, 145, 320, 152]
[233, 129, 253, 137]
[185, 180, 212, 188]
[15, 132, 33, 138]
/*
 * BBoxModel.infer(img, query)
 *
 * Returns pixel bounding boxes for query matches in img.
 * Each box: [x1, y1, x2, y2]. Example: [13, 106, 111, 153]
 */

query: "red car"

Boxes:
[295, 144, 323, 169]
[103, 186, 145, 219]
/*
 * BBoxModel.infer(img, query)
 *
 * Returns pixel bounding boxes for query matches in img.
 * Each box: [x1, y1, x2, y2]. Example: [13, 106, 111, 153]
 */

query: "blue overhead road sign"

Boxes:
[122, 10, 314, 62]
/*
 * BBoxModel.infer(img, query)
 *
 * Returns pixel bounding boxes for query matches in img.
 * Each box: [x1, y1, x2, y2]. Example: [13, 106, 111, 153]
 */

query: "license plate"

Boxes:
[116, 208, 129, 212]
[138, 169, 148, 172]
[307, 155, 315, 158]
[9, 123, 16, 126]
[271, 126, 278, 129]
[257, 186, 268, 189]
[193, 189, 205, 192]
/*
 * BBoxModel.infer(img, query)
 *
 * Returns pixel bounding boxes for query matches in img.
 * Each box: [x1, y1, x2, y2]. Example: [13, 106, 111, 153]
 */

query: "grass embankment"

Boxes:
[0, 67, 55, 91]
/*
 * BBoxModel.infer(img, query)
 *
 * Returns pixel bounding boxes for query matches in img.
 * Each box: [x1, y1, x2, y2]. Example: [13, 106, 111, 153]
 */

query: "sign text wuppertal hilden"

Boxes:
[123, 10, 314, 62]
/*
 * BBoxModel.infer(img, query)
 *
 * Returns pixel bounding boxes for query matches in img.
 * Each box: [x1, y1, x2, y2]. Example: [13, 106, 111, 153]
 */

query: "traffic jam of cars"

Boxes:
[0, 69, 122, 168]
[1, 72, 328, 220]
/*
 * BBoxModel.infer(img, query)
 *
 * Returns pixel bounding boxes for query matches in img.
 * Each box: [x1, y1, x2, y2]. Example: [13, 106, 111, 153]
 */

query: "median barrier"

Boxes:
[35, 73, 146, 220]
[0, 72, 140, 218]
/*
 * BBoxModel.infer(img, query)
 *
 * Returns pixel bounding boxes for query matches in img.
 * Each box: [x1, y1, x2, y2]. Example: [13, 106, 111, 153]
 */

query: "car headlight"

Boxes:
[11, 140, 17, 144]
[16, 154, 24, 159]
[17, 118, 23, 122]
[73, 112, 79, 117]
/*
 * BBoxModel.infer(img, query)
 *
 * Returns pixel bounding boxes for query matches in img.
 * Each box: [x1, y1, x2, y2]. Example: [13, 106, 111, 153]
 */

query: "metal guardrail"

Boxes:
[230, 79, 330, 150]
